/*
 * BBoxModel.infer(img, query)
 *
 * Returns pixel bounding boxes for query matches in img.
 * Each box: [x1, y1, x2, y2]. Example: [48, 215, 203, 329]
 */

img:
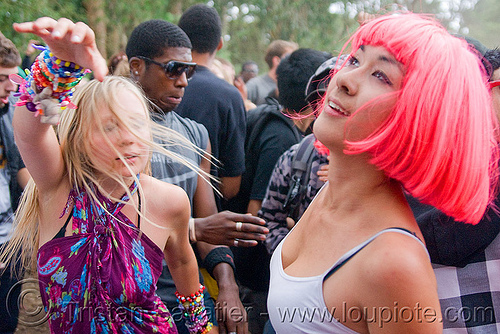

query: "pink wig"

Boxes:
[340, 13, 499, 224]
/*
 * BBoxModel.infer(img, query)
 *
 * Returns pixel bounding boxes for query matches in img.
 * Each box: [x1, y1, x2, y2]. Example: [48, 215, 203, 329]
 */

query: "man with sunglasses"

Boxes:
[126, 19, 265, 334]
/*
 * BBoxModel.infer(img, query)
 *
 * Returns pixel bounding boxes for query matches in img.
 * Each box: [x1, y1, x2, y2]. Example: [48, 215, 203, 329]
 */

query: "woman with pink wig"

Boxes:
[267, 13, 498, 333]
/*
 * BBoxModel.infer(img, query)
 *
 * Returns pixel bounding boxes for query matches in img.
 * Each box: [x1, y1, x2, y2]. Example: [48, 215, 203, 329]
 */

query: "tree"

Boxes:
[461, 0, 500, 49]
[1, 0, 82, 55]
[1, 0, 496, 74]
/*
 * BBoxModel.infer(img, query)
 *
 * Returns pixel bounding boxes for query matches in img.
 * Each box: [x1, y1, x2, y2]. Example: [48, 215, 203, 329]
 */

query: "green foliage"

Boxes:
[1, 0, 496, 72]
[1, 0, 83, 53]
[461, 0, 500, 49]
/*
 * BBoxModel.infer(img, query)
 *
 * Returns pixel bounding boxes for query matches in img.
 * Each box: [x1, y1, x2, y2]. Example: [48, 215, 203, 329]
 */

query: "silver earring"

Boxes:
[134, 71, 139, 75]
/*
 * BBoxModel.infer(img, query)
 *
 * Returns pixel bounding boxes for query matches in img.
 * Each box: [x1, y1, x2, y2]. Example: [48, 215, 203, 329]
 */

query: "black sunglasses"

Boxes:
[137, 56, 197, 80]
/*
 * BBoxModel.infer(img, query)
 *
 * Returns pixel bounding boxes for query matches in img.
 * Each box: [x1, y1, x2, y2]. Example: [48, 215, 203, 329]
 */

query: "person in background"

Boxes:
[229, 48, 331, 334]
[176, 4, 247, 209]
[239, 61, 258, 84]
[126, 18, 266, 333]
[245, 40, 298, 106]
[260, 56, 337, 255]
[0, 30, 29, 334]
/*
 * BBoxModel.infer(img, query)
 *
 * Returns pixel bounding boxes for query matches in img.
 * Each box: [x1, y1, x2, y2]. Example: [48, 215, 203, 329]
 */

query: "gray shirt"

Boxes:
[151, 111, 209, 206]
[246, 73, 276, 106]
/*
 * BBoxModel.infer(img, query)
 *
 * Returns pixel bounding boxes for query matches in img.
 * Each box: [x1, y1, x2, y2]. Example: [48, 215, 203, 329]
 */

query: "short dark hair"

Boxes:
[277, 48, 331, 113]
[242, 61, 258, 72]
[0, 32, 21, 68]
[126, 20, 192, 60]
[178, 4, 222, 54]
[483, 48, 500, 80]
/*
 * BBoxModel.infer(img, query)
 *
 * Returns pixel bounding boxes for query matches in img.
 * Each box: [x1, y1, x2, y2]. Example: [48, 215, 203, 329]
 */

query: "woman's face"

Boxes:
[89, 90, 150, 177]
[314, 45, 405, 150]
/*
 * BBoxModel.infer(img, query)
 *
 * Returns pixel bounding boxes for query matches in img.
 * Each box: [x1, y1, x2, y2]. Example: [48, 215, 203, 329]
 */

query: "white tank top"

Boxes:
[267, 227, 427, 333]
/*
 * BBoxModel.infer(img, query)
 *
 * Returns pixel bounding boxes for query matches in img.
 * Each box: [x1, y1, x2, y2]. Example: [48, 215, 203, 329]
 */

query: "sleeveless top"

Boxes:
[268, 226, 427, 334]
[37, 178, 177, 333]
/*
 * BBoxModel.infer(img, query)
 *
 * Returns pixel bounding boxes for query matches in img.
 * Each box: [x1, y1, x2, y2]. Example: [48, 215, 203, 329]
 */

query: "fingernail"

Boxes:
[53, 30, 61, 37]
[71, 35, 81, 43]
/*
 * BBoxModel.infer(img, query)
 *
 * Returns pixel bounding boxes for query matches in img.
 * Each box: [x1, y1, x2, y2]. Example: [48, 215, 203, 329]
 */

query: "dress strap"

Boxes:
[324, 227, 426, 280]
[109, 175, 140, 215]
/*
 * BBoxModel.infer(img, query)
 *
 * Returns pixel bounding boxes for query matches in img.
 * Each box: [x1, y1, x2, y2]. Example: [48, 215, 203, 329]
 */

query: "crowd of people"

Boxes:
[0, 5, 499, 334]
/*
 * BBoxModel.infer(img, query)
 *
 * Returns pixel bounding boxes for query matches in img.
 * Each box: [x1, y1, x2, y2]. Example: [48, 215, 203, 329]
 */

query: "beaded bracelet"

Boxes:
[175, 285, 213, 334]
[12, 45, 89, 124]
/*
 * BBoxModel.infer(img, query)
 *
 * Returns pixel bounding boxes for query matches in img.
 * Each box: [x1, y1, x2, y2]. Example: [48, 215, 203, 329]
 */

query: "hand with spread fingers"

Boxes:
[13, 17, 108, 81]
[194, 211, 269, 247]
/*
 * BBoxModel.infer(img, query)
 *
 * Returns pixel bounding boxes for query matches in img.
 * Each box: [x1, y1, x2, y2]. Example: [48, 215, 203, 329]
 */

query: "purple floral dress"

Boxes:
[37, 179, 178, 333]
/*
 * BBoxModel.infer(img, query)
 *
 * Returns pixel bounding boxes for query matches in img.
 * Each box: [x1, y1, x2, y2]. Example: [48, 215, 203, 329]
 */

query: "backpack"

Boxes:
[245, 96, 301, 157]
[283, 133, 317, 223]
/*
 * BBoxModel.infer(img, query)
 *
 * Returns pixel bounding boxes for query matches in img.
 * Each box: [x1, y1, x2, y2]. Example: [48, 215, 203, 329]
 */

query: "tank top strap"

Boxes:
[324, 227, 427, 281]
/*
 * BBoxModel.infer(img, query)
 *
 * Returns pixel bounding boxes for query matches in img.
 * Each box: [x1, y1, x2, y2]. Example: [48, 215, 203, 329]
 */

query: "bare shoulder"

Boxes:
[353, 231, 442, 334]
[359, 230, 436, 296]
[139, 174, 190, 228]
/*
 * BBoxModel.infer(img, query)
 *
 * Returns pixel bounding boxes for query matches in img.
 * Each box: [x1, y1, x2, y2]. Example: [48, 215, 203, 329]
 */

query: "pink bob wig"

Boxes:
[336, 13, 499, 224]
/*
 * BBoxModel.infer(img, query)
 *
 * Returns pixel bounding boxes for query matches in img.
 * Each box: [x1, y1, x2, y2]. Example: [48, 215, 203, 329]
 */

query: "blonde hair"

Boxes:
[0, 76, 209, 273]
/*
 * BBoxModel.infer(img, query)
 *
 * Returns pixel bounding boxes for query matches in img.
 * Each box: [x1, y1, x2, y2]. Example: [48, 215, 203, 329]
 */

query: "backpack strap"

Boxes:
[283, 134, 317, 222]
[245, 97, 281, 155]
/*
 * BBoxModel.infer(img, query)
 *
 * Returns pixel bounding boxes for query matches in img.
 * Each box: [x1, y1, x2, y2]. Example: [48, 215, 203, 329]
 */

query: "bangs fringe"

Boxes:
[343, 13, 499, 224]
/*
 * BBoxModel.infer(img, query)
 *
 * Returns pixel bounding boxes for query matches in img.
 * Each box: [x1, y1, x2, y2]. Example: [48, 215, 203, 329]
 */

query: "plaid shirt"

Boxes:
[433, 232, 500, 333]
[412, 196, 500, 333]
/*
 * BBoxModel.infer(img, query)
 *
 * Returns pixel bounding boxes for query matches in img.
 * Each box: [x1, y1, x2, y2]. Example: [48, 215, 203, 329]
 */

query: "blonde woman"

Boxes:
[1, 17, 212, 333]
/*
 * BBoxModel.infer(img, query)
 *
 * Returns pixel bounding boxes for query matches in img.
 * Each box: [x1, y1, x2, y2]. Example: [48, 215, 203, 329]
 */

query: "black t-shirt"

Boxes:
[229, 102, 303, 291]
[226, 105, 302, 214]
[175, 66, 246, 179]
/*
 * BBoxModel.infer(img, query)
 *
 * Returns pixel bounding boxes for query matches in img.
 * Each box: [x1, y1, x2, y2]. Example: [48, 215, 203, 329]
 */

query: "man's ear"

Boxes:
[217, 37, 223, 51]
[272, 55, 281, 69]
[129, 57, 144, 78]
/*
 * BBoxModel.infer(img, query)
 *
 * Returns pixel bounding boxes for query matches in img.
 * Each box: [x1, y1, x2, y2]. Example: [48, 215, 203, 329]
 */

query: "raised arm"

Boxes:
[13, 103, 62, 192]
[12, 17, 108, 193]
[13, 17, 107, 80]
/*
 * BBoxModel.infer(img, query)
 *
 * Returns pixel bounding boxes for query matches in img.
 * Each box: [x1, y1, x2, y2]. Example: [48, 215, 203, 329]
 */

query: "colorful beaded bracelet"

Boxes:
[12, 45, 89, 120]
[175, 285, 213, 334]
[176, 284, 205, 304]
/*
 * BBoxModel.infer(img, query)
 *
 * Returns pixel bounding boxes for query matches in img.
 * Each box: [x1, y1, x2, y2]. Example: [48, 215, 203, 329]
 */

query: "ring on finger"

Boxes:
[234, 238, 239, 247]
[235, 221, 242, 232]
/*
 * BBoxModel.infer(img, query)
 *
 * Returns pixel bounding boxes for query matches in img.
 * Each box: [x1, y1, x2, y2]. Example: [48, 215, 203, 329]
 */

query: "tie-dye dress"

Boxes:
[37, 180, 178, 333]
